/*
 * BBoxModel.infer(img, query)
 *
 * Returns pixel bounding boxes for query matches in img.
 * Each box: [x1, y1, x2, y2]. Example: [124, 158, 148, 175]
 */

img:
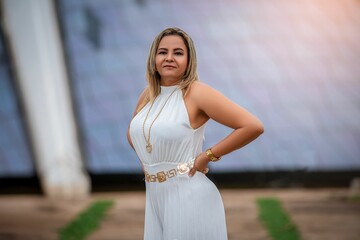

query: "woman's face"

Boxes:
[155, 35, 188, 86]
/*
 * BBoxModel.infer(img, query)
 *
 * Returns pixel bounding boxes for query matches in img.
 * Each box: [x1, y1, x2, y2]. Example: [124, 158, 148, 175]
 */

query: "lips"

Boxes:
[163, 65, 176, 68]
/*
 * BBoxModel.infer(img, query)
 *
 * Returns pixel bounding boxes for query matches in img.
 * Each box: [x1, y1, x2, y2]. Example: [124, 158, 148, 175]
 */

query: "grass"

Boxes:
[349, 194, 360, 202]
[256, 198, 301, 240]
[58, 200, 114, 240]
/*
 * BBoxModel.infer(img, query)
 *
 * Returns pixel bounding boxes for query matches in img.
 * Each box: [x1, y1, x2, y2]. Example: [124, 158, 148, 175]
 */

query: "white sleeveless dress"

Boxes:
[129, 85, 228, 240]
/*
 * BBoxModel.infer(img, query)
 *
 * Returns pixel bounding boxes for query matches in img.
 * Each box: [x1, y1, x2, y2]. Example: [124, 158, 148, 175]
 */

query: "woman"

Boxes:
[128, 27, 263, 240]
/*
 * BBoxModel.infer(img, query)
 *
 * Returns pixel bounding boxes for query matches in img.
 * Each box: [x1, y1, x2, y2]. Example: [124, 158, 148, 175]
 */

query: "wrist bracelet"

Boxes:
[205, 148, 221, 162]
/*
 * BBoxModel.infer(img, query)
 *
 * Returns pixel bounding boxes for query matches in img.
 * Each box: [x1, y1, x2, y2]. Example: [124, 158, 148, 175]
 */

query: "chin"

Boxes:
[160, 76, 182, 83]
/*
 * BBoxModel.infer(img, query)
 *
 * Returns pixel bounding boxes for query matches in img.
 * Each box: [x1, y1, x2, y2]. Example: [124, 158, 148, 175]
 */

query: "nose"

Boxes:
[165, 53, 174, 62]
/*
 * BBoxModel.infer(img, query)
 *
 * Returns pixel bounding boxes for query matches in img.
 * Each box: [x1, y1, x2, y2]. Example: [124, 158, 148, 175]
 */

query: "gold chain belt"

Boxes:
[144, 161, 194, 183]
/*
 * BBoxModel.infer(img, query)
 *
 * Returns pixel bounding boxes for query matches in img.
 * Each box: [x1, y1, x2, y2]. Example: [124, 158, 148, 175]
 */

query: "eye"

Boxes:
[175, 52, 184, 56]
[158, 51, 167, 55]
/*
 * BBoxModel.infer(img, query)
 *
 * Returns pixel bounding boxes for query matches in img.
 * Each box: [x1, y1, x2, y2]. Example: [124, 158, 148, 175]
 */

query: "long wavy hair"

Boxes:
[137, 27, 199, 112]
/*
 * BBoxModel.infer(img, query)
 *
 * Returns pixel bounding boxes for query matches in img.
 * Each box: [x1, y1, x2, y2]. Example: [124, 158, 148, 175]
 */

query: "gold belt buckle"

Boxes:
[177, 162, 194, 175]
[157, 171, 166, 183]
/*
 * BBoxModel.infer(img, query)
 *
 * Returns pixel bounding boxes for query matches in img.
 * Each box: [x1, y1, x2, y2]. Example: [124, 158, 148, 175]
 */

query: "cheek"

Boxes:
[155, 57, 162, 70]
[180, 59, 188, 71]
[181, 54, 188, 68]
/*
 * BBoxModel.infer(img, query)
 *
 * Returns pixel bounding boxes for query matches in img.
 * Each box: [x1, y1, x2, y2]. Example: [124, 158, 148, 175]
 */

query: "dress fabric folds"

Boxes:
[129, 85, 228, 240]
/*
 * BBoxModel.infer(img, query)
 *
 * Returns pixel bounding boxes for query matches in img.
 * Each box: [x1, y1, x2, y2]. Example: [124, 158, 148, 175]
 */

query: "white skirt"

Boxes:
[143, 163, 228, 240]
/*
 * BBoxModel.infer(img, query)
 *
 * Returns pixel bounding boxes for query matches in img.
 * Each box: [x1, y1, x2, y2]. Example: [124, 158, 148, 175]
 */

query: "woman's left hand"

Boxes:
[189, 152, 210, 177]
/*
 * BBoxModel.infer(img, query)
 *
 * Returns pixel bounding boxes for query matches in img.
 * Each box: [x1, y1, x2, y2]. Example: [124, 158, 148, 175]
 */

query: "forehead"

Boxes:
[158, 35, 187, 49]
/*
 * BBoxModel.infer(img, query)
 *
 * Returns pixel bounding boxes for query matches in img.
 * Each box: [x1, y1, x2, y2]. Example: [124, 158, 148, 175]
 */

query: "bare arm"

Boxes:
[127, 88, 149, 172]
[188, 82, 264, 176]
[127, 88, 148, 150]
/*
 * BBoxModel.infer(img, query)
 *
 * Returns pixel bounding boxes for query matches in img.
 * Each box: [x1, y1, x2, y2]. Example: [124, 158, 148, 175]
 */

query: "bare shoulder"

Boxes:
[189, 81, 212, 91]
[188, 81, 225, 103]
[138, 87, 148, 103]
[133, 87, 149, 115]
[188, 81, 220, 98]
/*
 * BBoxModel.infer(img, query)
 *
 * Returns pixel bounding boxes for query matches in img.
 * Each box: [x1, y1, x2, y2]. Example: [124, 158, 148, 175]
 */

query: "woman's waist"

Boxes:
[143, 161, 194, 183]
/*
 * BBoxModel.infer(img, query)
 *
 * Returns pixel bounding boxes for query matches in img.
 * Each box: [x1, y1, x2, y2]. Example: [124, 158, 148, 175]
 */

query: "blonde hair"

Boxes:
[138, 27, 199, 111]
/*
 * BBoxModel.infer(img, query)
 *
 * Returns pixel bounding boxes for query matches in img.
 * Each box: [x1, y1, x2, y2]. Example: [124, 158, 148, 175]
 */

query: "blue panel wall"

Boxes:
[0, 28, 34, 177]
[57, 0, 360, 173]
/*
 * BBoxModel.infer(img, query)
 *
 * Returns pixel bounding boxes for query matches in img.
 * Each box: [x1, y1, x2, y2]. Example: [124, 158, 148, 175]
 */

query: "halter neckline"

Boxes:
[160, 85, 179, 94]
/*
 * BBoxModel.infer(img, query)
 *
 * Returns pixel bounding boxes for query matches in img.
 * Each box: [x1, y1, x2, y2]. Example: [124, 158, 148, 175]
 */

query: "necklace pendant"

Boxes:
[146, 143, 152, 153]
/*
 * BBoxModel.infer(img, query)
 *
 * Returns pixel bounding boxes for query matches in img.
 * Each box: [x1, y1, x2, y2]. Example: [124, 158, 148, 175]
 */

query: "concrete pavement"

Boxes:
[0, 189, 359, 240]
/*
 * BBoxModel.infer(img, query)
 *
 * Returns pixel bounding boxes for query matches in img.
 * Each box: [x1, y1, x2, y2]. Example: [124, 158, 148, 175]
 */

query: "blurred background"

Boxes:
[0, 0, 359, 196]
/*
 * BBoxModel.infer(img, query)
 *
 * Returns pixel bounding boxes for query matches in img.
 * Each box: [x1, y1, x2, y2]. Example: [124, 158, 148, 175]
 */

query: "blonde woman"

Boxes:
[128, 27, 264, 240]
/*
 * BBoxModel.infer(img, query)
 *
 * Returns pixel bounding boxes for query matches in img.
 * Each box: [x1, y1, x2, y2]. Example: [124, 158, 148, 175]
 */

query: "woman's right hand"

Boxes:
[188, 152, 210, 177]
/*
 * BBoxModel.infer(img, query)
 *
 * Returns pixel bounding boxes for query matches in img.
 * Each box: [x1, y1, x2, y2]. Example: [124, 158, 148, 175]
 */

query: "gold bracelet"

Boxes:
[206, 148, 221, 162]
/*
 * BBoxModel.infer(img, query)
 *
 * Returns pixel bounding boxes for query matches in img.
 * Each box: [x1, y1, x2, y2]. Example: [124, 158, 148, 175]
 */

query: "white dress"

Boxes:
[129, 85, 228, 240]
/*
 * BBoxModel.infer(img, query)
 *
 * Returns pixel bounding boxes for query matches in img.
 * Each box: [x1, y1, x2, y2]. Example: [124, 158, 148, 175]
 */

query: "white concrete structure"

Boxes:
[1, 0, 90, 198]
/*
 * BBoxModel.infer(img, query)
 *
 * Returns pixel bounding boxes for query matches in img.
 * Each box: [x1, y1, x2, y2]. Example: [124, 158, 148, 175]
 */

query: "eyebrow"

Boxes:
[157, 48, 184, 51]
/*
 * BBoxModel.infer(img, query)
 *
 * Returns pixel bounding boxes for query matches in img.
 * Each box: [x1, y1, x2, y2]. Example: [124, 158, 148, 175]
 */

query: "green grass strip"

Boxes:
[350, 194, 360, 202]
[257, 198, 301, 240]
[59, 200, 114, 240]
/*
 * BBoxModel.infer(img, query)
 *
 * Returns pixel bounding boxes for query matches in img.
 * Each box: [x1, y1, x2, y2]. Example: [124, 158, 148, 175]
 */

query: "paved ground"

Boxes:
[0, 188, 359, 240]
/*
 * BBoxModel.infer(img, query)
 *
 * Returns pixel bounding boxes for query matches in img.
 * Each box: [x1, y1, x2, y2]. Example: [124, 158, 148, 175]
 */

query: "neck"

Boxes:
[160, 79, 181, 86]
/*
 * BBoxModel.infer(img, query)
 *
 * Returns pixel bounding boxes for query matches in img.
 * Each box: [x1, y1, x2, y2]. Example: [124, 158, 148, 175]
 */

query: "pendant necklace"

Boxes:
[142, 87, 178, 153]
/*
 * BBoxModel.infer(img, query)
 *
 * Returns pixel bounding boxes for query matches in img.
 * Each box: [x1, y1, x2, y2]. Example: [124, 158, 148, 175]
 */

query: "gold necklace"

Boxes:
[142, 87, 178, 153]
